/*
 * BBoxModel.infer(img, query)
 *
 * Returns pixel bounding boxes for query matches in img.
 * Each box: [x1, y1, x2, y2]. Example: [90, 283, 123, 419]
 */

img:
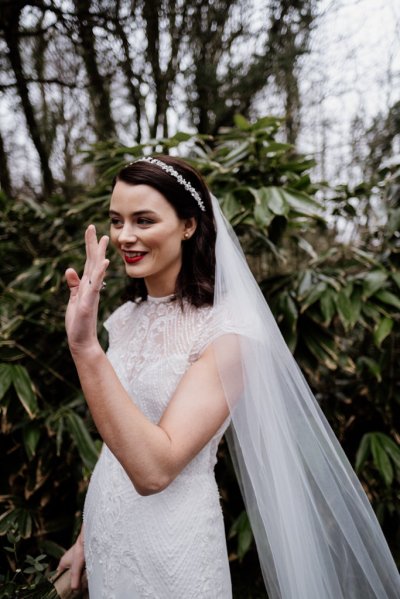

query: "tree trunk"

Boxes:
[143, 0, 185, 139]
[74, 0, 116, 141]
[143, 0, 164, 138]
[114, 2, 143, 142]
[0, 128, 13, 198]
[268, 0, 315, 144]
[2, 6, 54, 196]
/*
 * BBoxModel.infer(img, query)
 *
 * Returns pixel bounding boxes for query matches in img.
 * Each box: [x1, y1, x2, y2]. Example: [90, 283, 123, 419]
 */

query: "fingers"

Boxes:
[70, 561, 85, 590]
[70, 541, 85, 590]
[88, 227, 109, 292]
[86, 225, 109, 258]
[83, 225, 96, 279]
[71, 225, 110, 294]
[85, 225, 109, 275]
[56, 543, 85, 591]
[57, 546, 73, 572]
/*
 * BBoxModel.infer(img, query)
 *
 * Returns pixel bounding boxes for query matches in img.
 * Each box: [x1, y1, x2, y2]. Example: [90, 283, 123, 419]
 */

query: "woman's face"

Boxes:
[109, 181, 196, 297]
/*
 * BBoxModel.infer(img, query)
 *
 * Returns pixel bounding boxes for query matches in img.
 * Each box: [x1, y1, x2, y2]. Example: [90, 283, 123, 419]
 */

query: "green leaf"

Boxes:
[264, 141, 293, 154]
[387, 207, 400, 235]
[303, 329, 338, 370]
[297, 270, 313, 300]
[253, 115, 282, 130]
[261, 187, 287, 215]
[221, 193, 244, 222]
[169, 131, 193, 143]
[11, 365, 38, 418]
[300, 281, 327, 312]
[320, 289, 336, 326]
[23, 422, 41, 460]
[348, 288, 362, 326]
[65, 412, 99, 470]
[391, 271, 400, 290]
[373, 317, 393, 348]
[336, 290, 354, 331]
[229, 510, 253, 561]
[361, 303, 381, 322]
[38, 539, 66, 560]
[362, 270, 387, 299]
[249, 187, 287, 224]
[281, 189, 322, 219]
[0, 507, 33, 538]
[370, 434, 394, 486]
[279, 293, 298, 352]
[0, 363, 13, 400]
[377, 434, 400, 470]
[357, 357, 382, 382]
[297, 238, 317, 259]
[355, 433, 371, 472]
[221, 142, 250, 167]
[7, 288, 42, 304]
[253, 202, 274, 228]
[233, 114, 250, 130]
[237, 520, 253, 561]
[374, 289, 400, 310]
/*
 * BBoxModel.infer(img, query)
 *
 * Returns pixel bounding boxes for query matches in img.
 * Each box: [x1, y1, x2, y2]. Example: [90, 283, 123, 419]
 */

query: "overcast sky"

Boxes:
[299, 0, 400, 182]
[1, 0, 399, 189]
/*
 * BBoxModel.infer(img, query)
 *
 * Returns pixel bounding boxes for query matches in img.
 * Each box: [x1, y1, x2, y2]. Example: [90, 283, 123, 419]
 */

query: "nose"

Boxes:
[117, 223, 139, 245]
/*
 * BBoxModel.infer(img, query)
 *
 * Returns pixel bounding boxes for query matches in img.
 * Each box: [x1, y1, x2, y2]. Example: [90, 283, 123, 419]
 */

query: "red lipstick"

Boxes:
[124, 254, 147, 264]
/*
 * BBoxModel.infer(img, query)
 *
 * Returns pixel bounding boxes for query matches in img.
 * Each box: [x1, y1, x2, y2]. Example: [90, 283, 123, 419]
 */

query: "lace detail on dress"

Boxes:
[84, 297, 233, 598]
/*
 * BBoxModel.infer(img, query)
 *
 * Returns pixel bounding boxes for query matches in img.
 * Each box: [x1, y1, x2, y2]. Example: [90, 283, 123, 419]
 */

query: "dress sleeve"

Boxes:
[103, 301, 134, 345]
[189, 304, 237, 364]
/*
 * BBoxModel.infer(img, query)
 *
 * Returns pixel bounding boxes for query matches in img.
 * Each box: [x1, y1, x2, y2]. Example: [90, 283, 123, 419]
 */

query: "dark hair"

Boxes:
[112, 155, 216, 307]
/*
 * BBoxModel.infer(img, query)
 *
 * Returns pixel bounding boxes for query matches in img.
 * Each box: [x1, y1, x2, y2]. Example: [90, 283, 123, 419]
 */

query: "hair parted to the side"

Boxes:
[112, 155, 216, 307]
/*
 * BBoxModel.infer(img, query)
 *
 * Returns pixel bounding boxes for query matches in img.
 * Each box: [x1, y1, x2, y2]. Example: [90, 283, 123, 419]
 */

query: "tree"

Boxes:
[0, 0, 316, 197]
[267, 0, 315, 144]
[0, 1, 54, 195]
[72, 0, 117, 141]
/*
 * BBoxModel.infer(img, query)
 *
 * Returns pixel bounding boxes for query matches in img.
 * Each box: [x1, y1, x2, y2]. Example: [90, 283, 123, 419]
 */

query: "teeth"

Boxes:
[125, 251, 146, 257]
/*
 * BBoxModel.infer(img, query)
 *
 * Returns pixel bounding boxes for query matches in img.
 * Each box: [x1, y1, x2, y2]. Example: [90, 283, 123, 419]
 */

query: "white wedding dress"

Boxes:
[83, 295, 233, 599]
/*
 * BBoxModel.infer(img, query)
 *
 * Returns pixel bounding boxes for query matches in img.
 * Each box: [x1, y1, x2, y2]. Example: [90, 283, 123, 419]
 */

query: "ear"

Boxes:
[182, 217, 197, 240]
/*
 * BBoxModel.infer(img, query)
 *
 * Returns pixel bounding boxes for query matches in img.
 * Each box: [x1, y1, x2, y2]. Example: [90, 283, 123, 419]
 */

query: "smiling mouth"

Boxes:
[124, 251, 148, 264]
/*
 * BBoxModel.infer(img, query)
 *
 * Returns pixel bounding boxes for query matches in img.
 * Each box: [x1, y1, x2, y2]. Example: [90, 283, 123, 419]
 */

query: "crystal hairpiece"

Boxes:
[131, 157, 206, 212]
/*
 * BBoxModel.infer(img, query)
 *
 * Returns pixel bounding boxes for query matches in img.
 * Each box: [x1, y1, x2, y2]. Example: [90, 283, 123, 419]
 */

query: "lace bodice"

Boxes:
[83, 296, 233, 598]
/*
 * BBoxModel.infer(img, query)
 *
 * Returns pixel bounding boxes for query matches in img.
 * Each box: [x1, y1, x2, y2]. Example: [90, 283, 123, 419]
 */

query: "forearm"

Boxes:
[71, 343, 173, 494]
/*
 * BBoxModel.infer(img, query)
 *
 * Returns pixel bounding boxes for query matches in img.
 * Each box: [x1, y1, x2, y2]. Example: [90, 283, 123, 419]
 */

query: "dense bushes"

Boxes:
[0, 116, 399, 597]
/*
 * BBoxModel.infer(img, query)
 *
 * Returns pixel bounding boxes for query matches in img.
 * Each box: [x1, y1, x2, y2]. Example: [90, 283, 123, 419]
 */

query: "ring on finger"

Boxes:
[88, 280, 106, 292]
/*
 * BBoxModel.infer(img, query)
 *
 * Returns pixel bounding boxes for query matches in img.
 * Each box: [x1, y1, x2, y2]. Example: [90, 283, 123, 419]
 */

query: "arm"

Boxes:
[65, 225, 239, 495]
[70, 337, 234, 495]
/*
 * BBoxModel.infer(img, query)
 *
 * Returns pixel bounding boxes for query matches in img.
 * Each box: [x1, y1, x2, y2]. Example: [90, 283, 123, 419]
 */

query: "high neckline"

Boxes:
[146, 293, 176, 304]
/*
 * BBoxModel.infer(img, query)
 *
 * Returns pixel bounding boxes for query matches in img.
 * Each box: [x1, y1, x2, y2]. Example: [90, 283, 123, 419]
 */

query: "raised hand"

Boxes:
[65, 224, 109, 354]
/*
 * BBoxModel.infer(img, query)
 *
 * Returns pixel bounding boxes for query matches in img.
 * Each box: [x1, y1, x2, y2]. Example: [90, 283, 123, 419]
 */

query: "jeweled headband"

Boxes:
[127, 157, 206, 212]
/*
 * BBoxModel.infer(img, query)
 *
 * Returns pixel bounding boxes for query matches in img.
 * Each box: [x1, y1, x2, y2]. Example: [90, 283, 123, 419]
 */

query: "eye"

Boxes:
[137, 217, 154, 226]
[110, 217, 123, 227]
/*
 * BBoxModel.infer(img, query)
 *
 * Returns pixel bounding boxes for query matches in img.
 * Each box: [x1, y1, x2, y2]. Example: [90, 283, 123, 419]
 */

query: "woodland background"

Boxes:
[0, 1, 399, 597]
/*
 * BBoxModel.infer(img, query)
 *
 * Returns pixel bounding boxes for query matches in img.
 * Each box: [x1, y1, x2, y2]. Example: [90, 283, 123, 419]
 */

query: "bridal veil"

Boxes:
[210, 195, 400, 599]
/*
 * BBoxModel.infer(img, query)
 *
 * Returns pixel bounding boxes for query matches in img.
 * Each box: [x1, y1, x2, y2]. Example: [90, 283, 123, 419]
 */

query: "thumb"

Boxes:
[65, 268, 80, 295]
[65, 268, 81, 298]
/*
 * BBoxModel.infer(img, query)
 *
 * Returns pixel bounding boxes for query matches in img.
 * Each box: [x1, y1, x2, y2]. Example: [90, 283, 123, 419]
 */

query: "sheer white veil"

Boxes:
[210, 194, 400, 599]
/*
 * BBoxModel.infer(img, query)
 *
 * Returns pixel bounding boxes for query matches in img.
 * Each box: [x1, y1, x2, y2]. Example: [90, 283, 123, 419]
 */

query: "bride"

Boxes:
[58, 156, 400, 598]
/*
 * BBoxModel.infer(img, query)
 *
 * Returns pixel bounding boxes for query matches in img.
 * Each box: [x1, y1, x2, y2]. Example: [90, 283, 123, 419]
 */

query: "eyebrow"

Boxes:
[109, 209, 158, 217]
